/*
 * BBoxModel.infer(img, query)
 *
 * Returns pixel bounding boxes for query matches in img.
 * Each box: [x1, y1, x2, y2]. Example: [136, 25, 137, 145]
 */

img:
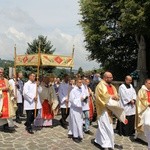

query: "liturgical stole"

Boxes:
[106, 84, 114, 96]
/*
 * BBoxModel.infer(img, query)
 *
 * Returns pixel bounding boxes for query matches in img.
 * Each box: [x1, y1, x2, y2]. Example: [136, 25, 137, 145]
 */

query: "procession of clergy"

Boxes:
[0, 66, 150, 150]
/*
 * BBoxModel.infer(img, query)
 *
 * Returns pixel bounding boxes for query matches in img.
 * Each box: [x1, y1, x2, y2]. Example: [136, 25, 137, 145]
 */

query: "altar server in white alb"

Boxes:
[68, 78, 85, 143]
[116, 75, 136, 136]
[23, 73, 42, 134]
[9, 72, 24, 124]
[58, 74, 72, 129]
[81, 77, 93, 135]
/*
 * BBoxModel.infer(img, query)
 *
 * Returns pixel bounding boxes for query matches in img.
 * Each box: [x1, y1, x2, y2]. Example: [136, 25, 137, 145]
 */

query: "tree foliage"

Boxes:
[53, 68, 67, 79]
[78, 67, 84, 76]
[27, 35, 55, 54]
[25, 35, 56, 76]
[0, 59, 14, 78]
[79, 0, 150, 80]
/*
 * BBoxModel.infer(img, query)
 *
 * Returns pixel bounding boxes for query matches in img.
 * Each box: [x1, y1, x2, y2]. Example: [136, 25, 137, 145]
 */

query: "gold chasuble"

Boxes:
[95, 80, 118, 120]
[135, 85, 150, 133]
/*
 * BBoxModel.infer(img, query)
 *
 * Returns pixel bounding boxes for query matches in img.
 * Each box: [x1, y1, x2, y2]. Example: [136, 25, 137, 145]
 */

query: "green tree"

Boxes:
[27, 35, 55, 54]
[0, 59, 14, 78]
[116, 0, 150, 87]
[25, 35, 56, 76]
[78, 67, 84, 76]
[57, 68, 67, 79]
[79, 0, 150, 83]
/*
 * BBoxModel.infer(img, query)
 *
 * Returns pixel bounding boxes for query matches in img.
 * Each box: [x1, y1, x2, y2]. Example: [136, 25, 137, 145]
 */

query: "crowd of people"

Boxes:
[0, 66, 150, 150]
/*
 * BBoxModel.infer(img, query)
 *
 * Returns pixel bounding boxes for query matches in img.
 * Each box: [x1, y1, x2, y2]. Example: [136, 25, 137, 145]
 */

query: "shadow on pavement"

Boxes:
[91, 138, 103, 150]
[129, 136, 148, 146]
[52, 118, 61, 127]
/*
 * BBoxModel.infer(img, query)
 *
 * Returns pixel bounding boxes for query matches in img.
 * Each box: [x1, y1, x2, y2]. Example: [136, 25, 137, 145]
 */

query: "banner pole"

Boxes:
[14, 44, 18, 103]
[14, 44, 17, 76]
[66, 45, 75, 114]
[34, 42, 41, 118]
[70, 44, 75, 75]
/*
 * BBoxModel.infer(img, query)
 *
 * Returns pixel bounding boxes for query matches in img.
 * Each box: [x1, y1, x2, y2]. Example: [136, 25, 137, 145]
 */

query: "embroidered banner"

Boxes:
[15, 54, 74, 67]
[16, 54, 38, 66]
[41, 54, 74, 67]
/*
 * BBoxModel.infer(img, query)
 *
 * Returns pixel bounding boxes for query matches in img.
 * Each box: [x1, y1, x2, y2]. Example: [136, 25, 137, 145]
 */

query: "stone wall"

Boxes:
[112, 81, 123, 91]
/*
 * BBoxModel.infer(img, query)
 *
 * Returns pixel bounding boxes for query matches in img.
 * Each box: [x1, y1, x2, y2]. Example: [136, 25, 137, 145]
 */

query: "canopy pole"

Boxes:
[34, 42, 41, 118]
[70, 45, 75, 75]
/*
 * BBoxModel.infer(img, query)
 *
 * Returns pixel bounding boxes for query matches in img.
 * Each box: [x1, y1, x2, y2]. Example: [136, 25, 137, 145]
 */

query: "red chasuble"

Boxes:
[0, 79, 9, 118]
[42, 100, 54, 120]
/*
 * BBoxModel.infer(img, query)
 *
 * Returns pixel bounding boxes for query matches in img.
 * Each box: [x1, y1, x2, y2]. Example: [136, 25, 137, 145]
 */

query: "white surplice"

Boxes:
[68, 86, 84, 138]
[23, 80, 42, 110]
[58, 82, 72, 108]
[81, 84, 90, 111]
[118, 84, 136, 116]
[9, 79, 23, 103]
[95, 110, 114, 149]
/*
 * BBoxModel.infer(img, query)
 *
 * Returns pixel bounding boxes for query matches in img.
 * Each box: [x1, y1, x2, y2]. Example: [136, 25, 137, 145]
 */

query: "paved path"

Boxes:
[0, 116, 147, 150]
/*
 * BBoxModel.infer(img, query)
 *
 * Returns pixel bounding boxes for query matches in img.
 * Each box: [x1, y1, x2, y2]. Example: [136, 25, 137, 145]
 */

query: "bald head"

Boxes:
[125, 75, 132, 85]
[103, 72, 113, 84]
[145, 79, 150, 90]
[125, 75, 132, 80]
[103, 72, 112, 78]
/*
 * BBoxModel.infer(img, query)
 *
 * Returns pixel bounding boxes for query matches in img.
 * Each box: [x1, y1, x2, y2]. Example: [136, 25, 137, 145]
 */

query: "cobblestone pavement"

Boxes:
[0, 115, 147, 150]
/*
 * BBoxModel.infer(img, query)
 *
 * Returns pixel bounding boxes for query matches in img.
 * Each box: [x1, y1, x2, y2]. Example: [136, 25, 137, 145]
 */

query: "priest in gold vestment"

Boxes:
[135, 79, 150, 148]
[94, 72, 123, 150]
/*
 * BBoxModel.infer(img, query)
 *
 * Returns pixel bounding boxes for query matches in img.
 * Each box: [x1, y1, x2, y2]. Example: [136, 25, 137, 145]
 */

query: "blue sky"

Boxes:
[0, 0, 99, 70]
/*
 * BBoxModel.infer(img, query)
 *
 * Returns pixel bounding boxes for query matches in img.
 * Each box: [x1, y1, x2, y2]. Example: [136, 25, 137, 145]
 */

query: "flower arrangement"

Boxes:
[130, 70, 139, 80]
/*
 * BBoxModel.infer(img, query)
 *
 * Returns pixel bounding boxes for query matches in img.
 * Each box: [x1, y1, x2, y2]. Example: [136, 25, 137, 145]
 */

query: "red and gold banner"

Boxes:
[15, 54, 74, 68]
[41, 54, 74, 68]
[15, 54, 38, 66]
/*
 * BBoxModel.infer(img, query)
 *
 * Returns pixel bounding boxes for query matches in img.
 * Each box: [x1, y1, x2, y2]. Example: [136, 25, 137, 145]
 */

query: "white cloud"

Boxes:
[48, 29, 99, 70]
[6, 27, 27, 40]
